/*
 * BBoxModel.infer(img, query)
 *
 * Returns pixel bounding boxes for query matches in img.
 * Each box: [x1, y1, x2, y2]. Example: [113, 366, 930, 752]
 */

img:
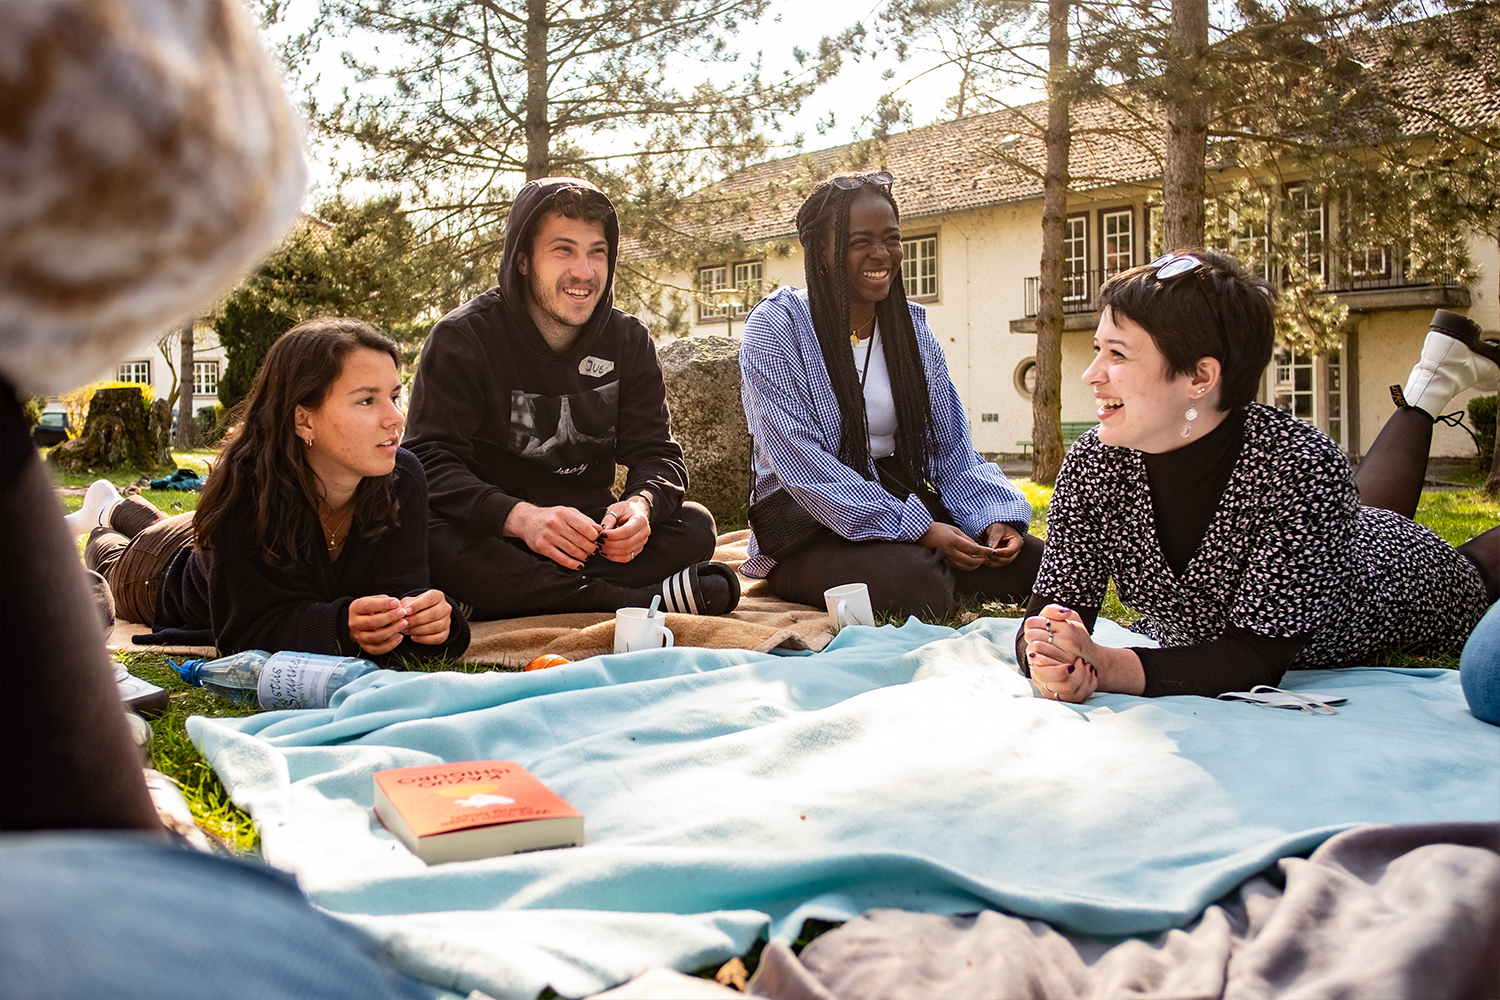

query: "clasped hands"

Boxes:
[505, 495, 651, 570]
[919, 521, 1024, 572]
[1022, 603, 1100, 703]
[349, 589, 452, 656]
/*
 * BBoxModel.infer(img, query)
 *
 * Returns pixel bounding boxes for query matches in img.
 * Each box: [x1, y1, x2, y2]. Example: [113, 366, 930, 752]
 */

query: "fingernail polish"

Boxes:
[1067, 664, 1075, 674]
[1059, 606, 1071, 613]
[1026, 652, 1034, 659]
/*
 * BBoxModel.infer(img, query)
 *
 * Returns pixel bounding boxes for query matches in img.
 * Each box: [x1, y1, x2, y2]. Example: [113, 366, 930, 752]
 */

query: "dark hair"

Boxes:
[543, 185, 613, 227]
[1099, 248, 1276, 410]
[795, 180, 935, 486]
[195, 318, 402, 568]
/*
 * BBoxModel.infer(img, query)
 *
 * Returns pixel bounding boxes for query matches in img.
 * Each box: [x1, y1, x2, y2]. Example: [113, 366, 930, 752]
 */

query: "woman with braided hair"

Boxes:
[739, 172, 1042, 618]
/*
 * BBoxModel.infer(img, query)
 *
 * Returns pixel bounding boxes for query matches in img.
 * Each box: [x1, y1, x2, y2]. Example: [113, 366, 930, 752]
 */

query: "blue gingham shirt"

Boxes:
[739, 286, 1032, 578]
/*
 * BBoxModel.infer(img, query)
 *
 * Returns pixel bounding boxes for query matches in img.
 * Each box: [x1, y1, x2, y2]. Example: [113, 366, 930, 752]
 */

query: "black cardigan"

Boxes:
[138, 448, 470, 664]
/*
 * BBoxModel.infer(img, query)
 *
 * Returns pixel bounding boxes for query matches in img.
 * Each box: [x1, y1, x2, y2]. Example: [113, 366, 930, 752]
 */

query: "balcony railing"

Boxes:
[1021, 269, 1467, 318]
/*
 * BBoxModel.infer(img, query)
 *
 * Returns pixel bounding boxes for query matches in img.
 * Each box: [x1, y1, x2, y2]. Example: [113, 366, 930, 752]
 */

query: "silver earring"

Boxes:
[1181, 406, 1198, 438]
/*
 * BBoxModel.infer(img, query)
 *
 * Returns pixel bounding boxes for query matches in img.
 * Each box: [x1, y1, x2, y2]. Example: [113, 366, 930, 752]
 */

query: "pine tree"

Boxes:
[265, 0, 848, 316]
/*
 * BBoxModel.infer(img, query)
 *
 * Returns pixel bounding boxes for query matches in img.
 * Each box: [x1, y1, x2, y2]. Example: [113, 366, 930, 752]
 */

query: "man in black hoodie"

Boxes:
[405, 178, 740, 619]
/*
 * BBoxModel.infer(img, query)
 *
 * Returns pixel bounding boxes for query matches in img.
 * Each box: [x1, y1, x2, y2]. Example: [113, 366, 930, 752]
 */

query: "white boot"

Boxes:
[1402, 330, 1500, 420]
[63, 478, 123, 536]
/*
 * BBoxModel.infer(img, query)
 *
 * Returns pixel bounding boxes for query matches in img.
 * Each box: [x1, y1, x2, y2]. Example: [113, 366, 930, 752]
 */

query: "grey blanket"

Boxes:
[748, 823, 1500, 1000]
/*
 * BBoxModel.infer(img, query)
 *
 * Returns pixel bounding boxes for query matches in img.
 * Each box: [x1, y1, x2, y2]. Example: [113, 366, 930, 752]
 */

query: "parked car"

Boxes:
[32, 410, 72, 447]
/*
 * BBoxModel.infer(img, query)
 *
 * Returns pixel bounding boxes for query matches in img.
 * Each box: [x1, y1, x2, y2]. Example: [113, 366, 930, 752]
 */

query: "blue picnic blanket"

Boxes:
[189, 617, 1500, 999]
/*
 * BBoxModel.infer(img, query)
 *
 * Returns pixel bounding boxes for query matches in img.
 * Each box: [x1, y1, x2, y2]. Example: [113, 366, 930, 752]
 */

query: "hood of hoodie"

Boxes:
[496, 177, 621, 361]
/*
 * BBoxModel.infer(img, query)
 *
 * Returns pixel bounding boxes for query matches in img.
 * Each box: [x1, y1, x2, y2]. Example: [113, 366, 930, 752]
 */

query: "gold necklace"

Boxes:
[849, 316, 874, 344]
[319, 504, 354, 553]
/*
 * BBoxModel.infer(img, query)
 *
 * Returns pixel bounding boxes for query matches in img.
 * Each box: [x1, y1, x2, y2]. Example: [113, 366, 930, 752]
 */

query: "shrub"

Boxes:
[21, 395, 45, 430]
[1470, 394, 1496, 469]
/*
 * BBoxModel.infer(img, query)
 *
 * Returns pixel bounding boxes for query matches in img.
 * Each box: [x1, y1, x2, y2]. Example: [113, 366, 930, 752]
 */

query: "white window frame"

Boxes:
[1229, 209, 1270, 279]
[118, 360, 151, 384]
[1287, 184, 1326, 280]
[732, 261, 764, 317]
[1100, 209, 1133, 276]
[901, 235, 939, 300]
[697, 265, 729, 321]
[1063, 215, 1088, 302]
[192, 360, 219, 397]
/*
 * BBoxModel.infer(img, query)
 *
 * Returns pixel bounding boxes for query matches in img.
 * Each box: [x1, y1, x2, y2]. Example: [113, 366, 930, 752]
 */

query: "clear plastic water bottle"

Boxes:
[172, 650, 378, 710]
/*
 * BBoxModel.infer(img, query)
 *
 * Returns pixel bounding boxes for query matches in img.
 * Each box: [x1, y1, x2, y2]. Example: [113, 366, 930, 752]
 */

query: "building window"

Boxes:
[1273, 344, 1346, 450]
[1101, 209, 1133, 276]
[1287, 185, 1325, 280]
[732, 261, 764, 317]
[1063, 215, 1088, 301]
[980, 412, 999, 422]
[118, 360, 150, 384]
[193, 361, 219, 397]
[1230, 210, 1270, 279]
[697, 266, 729, 321]
[902, 236, 938, 299]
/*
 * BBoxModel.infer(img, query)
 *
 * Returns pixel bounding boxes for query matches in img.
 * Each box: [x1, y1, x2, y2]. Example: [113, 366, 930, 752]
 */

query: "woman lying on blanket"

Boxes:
[69, 318, 471, 663]
[1020, 249, 1498, 701]
[739, 172, 1042, 618]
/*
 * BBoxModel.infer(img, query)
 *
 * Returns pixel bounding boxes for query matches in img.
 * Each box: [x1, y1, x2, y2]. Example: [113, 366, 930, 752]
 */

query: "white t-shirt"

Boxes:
[852, 323, 897, 459]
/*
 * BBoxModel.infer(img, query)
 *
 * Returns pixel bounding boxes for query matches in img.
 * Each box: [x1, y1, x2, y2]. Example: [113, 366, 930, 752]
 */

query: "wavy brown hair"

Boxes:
[796, 179, 936, 489]
[195, 318, 402, 568]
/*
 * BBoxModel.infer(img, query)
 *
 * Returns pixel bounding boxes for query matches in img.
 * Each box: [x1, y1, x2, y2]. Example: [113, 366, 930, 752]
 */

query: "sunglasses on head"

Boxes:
[1149, 253, 1206, 280]
[829, 170, 894, 191]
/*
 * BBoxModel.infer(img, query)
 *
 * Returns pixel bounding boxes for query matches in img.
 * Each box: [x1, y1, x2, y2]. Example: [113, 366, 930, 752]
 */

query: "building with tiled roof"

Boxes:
[633, 8, 1497, 460]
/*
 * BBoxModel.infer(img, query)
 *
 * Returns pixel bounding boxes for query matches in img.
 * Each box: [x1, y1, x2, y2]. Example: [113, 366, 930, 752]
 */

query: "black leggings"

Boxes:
[1355, 407, 1499, 602]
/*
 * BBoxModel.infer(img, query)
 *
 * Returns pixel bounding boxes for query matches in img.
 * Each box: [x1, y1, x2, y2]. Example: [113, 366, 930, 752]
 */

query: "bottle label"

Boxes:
[257, 652, 343, 710]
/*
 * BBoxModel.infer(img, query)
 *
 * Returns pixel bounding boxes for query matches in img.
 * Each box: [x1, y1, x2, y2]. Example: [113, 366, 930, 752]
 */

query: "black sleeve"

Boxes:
[614, 320, 687, 523]
[1015, 593, 1101, 677]
[1015, 594, 1306, 697]
[372, 451, 470, 664]
[404, 313, 522, 536]
[1135, 626, 1308, 698]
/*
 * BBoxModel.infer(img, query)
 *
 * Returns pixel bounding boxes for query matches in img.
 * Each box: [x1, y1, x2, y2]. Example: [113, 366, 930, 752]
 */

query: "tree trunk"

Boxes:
[524, 0, 550, 181]
[175, 317, 194, 449]
[1487, 260, 1500, 495]
[1032, 0, 1072, 487]
[1161, 0, 1208, 251]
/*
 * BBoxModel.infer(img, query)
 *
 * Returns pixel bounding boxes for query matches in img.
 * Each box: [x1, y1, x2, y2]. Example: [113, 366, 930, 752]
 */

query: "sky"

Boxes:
[259, 0, 1045, 202]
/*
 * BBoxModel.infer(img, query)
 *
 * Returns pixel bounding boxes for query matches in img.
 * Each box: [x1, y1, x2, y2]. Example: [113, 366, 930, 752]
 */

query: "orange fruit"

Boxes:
[524, 654, 571, 671]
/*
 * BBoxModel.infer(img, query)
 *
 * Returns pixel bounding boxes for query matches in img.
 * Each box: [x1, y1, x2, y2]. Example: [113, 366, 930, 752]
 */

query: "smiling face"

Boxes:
[295, 347, 404, 495]
[1083, 307, 1221, 453]
[830, 189, 903, 316]
[519, 209, 610, 350]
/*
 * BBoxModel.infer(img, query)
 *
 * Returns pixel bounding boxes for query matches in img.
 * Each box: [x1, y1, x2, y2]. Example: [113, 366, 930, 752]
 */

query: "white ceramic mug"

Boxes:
[823, 582, 875, 633]
[614, 607, 675, 654]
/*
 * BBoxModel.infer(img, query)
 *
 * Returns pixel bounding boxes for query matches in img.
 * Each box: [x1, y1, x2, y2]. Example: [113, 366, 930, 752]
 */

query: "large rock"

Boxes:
[657, 335, 750, 529]
[49, 387, 172, 472]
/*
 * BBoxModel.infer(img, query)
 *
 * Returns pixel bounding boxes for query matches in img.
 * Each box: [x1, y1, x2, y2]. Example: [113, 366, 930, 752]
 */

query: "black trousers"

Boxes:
[769, 531, 1045, 620]
[430, 501, 718, 620]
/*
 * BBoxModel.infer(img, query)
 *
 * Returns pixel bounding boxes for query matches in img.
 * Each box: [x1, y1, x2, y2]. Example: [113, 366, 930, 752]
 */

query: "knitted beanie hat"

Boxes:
[0, 0, 306, 394]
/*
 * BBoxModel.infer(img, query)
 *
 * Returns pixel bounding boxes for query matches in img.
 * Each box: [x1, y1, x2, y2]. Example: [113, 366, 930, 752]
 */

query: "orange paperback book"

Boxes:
[373, 761, 584, 864]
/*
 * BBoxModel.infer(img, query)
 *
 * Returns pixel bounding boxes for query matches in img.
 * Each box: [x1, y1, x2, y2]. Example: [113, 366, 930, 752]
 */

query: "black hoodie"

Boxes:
[404, 178, 687, 537]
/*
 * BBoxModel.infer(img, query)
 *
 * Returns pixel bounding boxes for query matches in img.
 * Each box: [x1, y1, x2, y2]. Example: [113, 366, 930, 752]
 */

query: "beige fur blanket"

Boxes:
[107, 530, 833, 666]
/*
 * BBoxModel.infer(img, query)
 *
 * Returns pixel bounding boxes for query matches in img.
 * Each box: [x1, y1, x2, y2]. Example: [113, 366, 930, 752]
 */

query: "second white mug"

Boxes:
[823, 582, 875, 633]
[614, 607, 674, 654]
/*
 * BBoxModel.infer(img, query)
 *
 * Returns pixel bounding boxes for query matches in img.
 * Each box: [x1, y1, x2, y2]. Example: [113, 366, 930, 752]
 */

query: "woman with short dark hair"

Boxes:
[74, 317, 469, 662]
[1021, 249, 1497, 701]
[739, 173, 1041, 618]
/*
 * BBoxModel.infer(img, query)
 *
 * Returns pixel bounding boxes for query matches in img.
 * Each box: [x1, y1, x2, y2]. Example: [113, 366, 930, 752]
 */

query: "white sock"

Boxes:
[64, 479, 123, 536]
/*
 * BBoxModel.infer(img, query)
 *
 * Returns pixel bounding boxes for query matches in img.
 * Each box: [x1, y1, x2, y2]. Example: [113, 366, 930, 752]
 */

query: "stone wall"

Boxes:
[657, 336, 750, 529]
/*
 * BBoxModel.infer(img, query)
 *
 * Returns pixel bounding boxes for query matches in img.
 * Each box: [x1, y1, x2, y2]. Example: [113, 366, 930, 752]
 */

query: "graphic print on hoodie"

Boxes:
[509, 382, 620, 474]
